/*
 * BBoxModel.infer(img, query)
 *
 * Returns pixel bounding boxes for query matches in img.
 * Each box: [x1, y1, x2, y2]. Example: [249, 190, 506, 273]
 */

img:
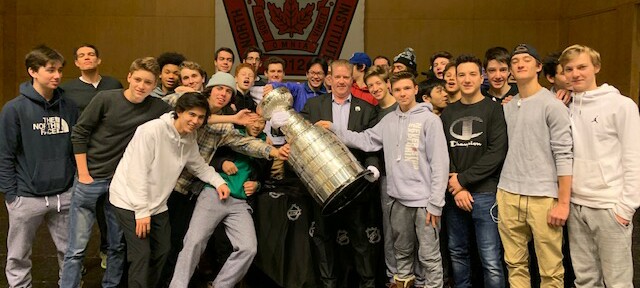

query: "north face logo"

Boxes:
[32, 117, 69, 136]
[223, 0, 359, 75]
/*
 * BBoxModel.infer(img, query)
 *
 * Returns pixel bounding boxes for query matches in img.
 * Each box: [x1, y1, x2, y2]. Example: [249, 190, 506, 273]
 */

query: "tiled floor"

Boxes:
[0, 193, 639, 287]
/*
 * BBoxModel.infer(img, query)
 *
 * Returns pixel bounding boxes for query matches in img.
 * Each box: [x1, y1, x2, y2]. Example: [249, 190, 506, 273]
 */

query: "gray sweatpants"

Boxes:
[381, 177, 425, 286]
[568, 203, 634, 288]
[5, 190, 72, 288]
[169, 186, 257, 288]
[390, 200, 442, 288]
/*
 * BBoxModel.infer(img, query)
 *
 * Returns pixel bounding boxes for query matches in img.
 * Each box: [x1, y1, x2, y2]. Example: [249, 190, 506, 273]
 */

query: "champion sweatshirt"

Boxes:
[440, 97, 508, 194]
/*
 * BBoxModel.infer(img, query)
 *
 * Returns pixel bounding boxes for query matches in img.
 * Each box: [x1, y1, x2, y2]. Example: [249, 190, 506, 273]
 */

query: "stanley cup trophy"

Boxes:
[260, 87, 374, 215]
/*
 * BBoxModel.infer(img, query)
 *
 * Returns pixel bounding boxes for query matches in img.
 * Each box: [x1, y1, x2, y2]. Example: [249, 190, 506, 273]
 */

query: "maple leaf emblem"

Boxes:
[267, 0, 315, 37]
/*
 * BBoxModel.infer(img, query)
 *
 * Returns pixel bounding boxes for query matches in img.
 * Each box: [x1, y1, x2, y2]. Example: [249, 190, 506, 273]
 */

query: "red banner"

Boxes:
[220, 0, 361, 76]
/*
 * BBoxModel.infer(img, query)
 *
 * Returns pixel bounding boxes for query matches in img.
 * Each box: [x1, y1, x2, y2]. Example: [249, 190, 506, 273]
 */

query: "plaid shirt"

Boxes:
[174, 122, 273, 195]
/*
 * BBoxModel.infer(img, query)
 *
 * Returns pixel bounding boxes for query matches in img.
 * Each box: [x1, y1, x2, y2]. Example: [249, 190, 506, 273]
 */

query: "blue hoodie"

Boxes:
[332, 103, 449, 216]
[272, 81, 327, 112]
[0, 81, 78, 201]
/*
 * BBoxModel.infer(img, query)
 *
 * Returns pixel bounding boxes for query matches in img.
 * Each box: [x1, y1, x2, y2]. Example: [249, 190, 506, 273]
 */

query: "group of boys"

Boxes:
[240, 43, 636, 288]
[0, 44, 286, 288]
[0, 41, 638, 288]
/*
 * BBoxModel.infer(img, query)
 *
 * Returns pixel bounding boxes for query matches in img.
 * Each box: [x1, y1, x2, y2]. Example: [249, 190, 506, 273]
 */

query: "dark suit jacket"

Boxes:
[300, 93, 380, 169]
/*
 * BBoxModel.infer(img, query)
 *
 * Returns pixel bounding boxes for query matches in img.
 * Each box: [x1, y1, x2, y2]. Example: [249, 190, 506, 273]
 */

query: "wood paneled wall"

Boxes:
[1, 0, 639, 107]
[2, 0, 217, 105]
[560, 0, 640, 102]
[1, 0, 17, 108]
[366, 0, 561, 76]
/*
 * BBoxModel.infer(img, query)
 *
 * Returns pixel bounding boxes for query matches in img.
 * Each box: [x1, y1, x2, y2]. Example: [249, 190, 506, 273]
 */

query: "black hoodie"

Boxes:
[0, 81, 78, 201]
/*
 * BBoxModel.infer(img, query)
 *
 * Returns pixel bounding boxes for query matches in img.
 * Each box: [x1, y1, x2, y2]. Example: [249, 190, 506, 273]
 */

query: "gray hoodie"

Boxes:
[333, 103, 449, 216]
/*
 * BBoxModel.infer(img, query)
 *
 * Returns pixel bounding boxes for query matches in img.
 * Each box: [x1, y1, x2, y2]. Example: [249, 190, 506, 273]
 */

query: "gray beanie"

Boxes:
[206, 72, 237, 94]
[393, 47, 418, 72]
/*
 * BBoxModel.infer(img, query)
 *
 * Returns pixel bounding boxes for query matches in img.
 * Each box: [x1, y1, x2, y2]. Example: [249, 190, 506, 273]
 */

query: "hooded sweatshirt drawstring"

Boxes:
[43, 195, 62, 212]
[396, 114, 405, 162]
[570, 91, 586, 117]
[570, 93, 575, 117]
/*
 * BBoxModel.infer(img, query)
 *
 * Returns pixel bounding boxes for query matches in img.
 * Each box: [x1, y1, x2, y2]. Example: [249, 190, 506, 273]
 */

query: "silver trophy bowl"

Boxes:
[261, 87, 373, 215]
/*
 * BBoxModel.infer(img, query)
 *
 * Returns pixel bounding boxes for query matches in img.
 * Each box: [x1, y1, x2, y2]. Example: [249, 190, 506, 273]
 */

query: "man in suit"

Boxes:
[300, 59, 381, 288]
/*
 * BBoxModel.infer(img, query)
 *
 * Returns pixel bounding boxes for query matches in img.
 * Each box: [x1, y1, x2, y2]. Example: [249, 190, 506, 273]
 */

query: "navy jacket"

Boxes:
[0, 81, 78, 200]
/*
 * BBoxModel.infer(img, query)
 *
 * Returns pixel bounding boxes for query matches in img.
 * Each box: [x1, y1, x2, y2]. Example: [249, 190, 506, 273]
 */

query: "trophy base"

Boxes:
[320, 170, 374, 216]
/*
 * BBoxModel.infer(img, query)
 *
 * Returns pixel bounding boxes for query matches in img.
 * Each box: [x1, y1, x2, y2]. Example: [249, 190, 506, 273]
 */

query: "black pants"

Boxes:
[312, 192, 382, 288]
[251, 187, 318, 287]
[114, 207, 170, 288]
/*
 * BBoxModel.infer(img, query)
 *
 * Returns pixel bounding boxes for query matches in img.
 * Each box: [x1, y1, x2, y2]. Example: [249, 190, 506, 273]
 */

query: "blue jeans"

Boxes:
[60, 178, 125, 288]
[444, 192, 504, 288]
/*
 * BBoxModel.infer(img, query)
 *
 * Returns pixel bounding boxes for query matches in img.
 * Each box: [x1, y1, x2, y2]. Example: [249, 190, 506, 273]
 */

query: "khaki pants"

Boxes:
[497, 189, 564, 288]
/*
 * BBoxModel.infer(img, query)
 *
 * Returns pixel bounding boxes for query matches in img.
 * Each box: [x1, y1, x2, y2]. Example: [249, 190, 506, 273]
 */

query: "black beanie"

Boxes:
[393, 47, 417, 72]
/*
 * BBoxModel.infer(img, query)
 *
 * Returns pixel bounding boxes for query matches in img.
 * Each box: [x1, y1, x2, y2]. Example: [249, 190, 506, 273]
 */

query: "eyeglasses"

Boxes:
[307, 71, 325, 77]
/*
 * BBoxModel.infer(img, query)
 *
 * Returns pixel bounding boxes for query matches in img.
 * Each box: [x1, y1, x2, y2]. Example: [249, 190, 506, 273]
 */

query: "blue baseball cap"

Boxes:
[349, 52, 372, 68]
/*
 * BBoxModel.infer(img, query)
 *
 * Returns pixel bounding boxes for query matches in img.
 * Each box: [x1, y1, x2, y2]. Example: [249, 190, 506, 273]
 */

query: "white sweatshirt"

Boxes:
[570, 84, 640, 220]
[110, 112, 226, 219]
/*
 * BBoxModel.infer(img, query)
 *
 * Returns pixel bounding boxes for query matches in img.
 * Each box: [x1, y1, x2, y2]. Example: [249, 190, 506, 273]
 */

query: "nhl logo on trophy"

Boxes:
[260, 87, 373, 215]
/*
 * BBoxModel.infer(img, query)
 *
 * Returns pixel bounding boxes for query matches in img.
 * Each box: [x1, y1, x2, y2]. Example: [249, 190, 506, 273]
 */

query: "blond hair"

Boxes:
[129, 57, 160, 77]
[364, 65, 389, 83]
[559, 44, 601, 68]
[179, 61, 205, 76]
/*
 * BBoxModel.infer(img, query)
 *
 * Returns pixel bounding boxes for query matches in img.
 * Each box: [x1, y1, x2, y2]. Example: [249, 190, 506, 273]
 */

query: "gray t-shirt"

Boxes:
[498, 87, 573, 198]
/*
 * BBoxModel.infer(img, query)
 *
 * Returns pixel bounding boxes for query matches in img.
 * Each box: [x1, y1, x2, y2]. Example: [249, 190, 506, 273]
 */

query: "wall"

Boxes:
[560, 0, 640, 102]
[366, 0, 561, 76]
[0, 1, 3, 105]
[1, 0, 217, 106]
[1, 0, 17, 108]
[2, 0, 639, 106]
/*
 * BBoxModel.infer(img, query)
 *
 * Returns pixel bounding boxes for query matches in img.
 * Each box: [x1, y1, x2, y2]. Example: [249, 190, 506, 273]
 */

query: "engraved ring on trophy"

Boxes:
[260, 87, 373, 215]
